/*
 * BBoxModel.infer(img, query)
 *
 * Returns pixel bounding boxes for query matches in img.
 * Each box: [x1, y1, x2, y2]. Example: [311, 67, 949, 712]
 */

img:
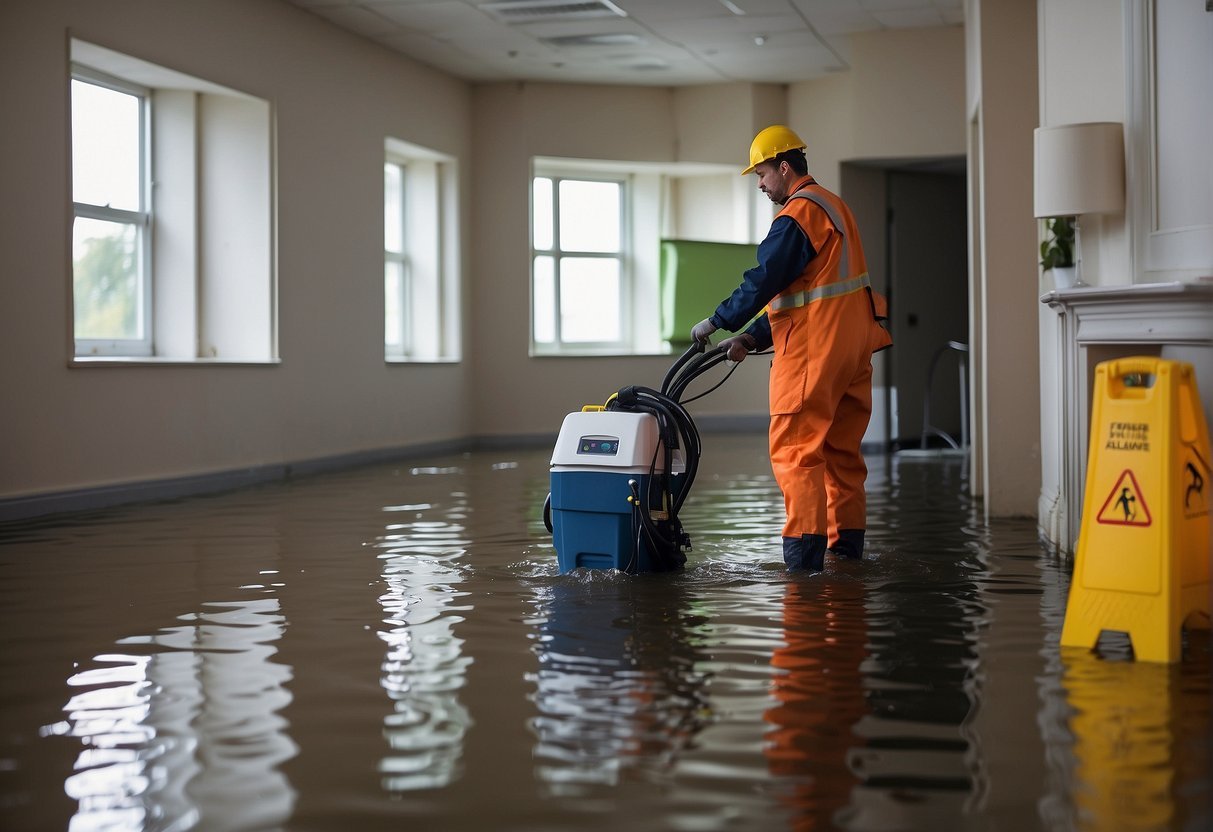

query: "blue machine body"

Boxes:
[549, 411, 685, 573]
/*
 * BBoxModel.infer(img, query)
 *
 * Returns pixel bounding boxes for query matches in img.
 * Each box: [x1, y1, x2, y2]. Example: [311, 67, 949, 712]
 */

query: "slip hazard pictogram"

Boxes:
[1096, 469, 1152, 526]
[1184, 447, 1209, 518]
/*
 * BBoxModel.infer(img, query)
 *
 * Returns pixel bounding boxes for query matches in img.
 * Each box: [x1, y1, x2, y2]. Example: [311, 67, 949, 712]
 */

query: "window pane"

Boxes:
[532, 177, 553, 251]
[559, 257, 620, 343]
[559, 180, 620, 253]
[385, 163, 404, 254]
[73, 217, 141, 340]
[533, 255, 555, 344]
[385, 260, 405, 353]
[71, 79, 141, 211]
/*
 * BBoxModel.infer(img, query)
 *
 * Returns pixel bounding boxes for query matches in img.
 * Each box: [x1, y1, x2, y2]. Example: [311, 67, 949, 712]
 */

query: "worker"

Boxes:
[691, 125, 892, 572]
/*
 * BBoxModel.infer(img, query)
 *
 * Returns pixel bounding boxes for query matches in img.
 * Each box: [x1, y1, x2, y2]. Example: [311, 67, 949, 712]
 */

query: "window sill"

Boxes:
[71, 356, 282, 368]
[529, 345, 686, 359]
[385, 357, 461, 365]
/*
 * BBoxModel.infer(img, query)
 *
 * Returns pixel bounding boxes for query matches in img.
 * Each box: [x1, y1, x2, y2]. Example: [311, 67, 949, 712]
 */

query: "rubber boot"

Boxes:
[828, 528, 865, 561]
[783, 534, 827, 572]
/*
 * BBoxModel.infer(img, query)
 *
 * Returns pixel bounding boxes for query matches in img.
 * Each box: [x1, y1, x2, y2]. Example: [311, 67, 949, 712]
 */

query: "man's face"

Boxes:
[753, 160, 792, 205]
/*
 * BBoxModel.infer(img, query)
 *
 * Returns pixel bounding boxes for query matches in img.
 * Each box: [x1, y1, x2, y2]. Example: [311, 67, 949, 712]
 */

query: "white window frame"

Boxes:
[384, 137, 460, 364]
[69, 39, 277, 365]
[530, 169, 632, 354]
[530, 158, 764, 356]
[384, 159, 412, 359]
[71, 68, 154, 357]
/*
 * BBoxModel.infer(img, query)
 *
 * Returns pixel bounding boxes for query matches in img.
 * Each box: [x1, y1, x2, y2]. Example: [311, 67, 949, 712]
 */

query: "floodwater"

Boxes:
[0, 435, 1207, 832]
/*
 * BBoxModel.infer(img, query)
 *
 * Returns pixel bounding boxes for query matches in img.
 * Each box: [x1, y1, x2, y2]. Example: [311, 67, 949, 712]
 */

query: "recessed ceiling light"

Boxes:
[479, 0, 627, 23]
[541, 33, 646, 47]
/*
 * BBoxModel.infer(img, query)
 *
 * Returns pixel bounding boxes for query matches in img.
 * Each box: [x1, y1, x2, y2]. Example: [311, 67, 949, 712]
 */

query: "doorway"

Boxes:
[842, 158, 969, 451]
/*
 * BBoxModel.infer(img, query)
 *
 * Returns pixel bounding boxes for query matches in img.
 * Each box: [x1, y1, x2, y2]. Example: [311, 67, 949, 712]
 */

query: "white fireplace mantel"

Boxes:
[1040, 280, 1213, 555]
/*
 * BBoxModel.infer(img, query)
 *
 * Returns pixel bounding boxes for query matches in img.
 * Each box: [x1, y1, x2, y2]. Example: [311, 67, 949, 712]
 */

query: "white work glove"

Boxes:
[718, 333, 757, 363]
[691, 318, 717, 345]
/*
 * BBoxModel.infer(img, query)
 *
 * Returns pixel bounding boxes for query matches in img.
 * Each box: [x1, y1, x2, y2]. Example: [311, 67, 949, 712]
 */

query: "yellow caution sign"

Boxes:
[1060, 357, 1211, 663]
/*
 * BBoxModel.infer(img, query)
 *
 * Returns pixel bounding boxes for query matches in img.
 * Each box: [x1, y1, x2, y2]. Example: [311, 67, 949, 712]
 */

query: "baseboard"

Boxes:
[0, 422, 774, 524]
[0, 437, 471, 524]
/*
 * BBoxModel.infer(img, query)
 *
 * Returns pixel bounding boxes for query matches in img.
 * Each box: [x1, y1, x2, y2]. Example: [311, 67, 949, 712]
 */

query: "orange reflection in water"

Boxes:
[764, 578, 868, 831]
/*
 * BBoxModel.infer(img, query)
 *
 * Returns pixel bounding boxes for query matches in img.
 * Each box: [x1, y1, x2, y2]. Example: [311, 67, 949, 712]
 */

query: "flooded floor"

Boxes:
[0, 435, 1208, 831]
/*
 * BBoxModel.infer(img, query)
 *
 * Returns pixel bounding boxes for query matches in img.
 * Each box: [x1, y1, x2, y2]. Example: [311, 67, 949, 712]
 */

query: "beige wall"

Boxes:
[468, 81, 774, 441]
[968, 0, 1042, 516]
[789, 26, 967, 190]
[0, 4, 970, 505]
[471, 29, 968, 442]
[0, 0, 473, 499]
[672, 82, 787, 165]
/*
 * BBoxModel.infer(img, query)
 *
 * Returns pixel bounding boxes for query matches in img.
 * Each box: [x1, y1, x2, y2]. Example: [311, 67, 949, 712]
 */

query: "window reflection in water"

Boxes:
[527, 577, 712, 794]
[374, 503, 472, 792]
[43, 598, 295, 831]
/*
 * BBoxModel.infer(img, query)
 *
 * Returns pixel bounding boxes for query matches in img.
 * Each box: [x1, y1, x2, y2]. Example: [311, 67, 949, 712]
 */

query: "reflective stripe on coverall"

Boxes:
[768, 180, 892, 541]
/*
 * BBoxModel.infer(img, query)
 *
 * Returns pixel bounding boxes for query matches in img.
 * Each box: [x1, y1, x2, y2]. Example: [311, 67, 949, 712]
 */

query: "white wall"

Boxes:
[1034, 0, 1213, 551]
[0, 0, 473, 499]
[1037, 0, 1129, 288]
[1035, 0, 1127, 539]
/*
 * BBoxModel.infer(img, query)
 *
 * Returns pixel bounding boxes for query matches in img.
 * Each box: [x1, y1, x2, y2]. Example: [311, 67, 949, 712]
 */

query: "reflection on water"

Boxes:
[374, 495, 473, 792]
[764, 578, 868, 831]
[527, 574, 713, 794]
[41, 598, 295, 831]
[0, 437, 1207, 831]
[1040, 646, 1211, 831]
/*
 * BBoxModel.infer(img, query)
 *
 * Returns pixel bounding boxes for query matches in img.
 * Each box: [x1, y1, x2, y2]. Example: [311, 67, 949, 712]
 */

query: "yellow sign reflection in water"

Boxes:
[1058, 650, 1203, 831]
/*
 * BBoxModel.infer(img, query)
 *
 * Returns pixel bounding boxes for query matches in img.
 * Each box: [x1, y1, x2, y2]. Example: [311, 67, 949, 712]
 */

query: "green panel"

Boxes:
[660, 239, 758, 343]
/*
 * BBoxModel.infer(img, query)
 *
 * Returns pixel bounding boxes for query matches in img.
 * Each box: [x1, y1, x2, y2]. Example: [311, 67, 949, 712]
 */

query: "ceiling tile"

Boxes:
[284, 0, 964, 84]
[871, 8, 946, 28]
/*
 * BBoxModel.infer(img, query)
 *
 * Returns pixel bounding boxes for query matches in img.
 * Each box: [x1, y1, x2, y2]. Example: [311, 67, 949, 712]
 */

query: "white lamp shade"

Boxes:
[1033, 122, 1125, 218]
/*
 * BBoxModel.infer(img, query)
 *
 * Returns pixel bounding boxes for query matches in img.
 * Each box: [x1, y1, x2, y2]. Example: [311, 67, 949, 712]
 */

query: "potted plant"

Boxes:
[1040, 216, 1077, 288]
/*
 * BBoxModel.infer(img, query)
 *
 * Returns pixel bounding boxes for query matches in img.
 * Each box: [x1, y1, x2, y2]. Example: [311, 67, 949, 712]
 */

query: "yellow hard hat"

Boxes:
[742, 125, 807, 175]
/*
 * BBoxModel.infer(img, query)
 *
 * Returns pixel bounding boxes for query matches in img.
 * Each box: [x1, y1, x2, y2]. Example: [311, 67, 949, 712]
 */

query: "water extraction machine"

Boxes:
[542, 343, 740, 574]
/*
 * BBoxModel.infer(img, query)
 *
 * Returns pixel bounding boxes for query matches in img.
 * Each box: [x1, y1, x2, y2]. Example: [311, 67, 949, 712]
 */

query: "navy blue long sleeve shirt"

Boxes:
[708, 214, 816, 351]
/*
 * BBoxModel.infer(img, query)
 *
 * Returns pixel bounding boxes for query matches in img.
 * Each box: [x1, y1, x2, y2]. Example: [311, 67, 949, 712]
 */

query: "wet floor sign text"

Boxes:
[1061, 357, 1211, 662]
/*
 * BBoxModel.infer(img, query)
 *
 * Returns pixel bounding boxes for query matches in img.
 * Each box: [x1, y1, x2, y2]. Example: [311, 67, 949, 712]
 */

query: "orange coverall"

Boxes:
[767, 179, 891, 541]
[707, 175, 891, 547]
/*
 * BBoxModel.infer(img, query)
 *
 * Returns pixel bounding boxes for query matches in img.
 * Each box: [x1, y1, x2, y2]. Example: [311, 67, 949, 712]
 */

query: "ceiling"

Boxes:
[283, 0, 964, 86]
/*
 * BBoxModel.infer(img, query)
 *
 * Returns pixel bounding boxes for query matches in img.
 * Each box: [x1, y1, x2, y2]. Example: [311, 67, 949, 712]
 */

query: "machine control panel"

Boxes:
[577, 435, 619, 455]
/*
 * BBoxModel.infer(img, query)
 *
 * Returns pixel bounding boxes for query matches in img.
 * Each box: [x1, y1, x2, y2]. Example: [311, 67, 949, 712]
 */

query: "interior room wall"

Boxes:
[0, 0, 473, 502]
[968, 0, 1041, 517]
[788, 25, 967, 191]
[1035, 0, 1127, 540]
[467, 81, 764, 444]
[1038, 0, 1128, 289]
[471, 37, 969, 443]
[672, 82, 786, 165]
[1, 5, 974, 509]
[791, 25, 966, 450]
